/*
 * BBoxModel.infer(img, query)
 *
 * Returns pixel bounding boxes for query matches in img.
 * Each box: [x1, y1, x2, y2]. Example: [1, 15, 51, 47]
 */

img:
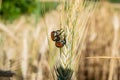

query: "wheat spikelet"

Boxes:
[48, 0, 100, 80]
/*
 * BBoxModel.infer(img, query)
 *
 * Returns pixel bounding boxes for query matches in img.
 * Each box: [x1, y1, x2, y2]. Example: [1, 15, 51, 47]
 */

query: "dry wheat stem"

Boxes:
[86, 57, 120, 59]
[108, 13, 120, 80]
[21, 30, 28, 80]
[0, 23, 19, 43]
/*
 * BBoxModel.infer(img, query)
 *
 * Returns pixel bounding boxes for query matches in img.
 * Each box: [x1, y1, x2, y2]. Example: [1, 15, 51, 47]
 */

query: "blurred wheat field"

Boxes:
[0, 1, 120, 80]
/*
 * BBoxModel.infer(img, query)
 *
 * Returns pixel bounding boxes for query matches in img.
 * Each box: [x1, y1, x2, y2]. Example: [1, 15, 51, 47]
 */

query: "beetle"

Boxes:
[55, 38, 66, 48]
[51, 29, 66, 48]
[51, 29, 64, 42]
